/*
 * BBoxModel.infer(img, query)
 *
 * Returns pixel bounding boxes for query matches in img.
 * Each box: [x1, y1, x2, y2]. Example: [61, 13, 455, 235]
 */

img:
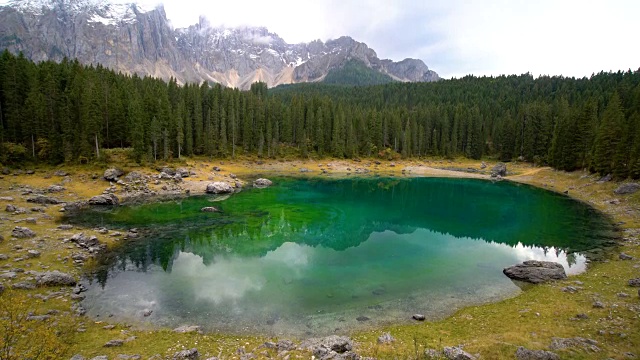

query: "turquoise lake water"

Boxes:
[69, 177, 617, 336]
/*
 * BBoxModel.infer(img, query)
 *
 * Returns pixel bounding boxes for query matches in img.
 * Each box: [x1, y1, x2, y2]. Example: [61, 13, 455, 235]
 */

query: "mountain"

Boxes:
[0, 0, 440, 89]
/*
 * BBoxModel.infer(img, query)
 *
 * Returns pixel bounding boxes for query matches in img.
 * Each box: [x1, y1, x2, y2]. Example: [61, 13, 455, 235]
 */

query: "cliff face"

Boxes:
[0, 0, 440, 89]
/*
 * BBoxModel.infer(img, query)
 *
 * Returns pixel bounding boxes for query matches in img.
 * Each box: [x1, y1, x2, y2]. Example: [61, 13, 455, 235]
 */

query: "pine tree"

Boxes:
[592, 93, 625, 176]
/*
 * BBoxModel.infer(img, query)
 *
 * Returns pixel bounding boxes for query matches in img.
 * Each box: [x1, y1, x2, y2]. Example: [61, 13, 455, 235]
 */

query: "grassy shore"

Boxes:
[0, 157, 638, 359]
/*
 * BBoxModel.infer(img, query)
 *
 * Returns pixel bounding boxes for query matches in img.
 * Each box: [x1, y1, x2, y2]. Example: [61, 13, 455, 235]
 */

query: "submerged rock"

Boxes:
[253, 178, 273, 188]
[613, 183, 640, 195]
[88, 194, 119, 206]
[515, 346, 559, 360]
[503, 260, 567, 284]
[412, 314, 426, 321]
[206, 182, 234, 194]
[201, 206, 220, 213]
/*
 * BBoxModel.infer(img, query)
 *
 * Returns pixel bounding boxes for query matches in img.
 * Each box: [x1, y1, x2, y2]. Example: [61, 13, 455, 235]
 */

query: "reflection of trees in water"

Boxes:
[81, 177, 618, 286]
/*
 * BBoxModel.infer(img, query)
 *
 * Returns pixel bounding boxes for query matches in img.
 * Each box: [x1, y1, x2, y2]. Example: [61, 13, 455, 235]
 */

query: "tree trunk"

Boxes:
[95, 134, 100, 158]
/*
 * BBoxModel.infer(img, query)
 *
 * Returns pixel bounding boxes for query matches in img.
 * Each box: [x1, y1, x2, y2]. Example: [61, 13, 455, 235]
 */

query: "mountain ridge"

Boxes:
[0, 0, 440, 89]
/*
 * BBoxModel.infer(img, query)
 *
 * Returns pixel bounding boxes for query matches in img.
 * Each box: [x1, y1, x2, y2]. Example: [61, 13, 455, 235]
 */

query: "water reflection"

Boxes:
[73, 177, 617, 336]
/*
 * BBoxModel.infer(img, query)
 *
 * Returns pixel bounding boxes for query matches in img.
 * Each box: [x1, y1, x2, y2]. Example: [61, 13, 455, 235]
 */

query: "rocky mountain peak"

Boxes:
[0, 0, 440, 88]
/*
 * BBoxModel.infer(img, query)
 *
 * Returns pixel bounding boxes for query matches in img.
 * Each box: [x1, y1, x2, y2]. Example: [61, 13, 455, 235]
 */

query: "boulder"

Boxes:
[176, 168, 190, 178]
[5, 204, 16, 212]
[629, 278, 640, 287]
[172, 348, 198, 360]
[515, 346, 559, 360]
[412, 314, 426, 321]
[503, 260, 567, 284]
[36, 270, 77, 286]
[614, 183, 640, 195]
[300, 335, 353, 356]
[12, 226, 36, 238]
[104, 340, 124, 347]
[377, 332, 394, 344]
[160, 167, 176, 176]
[549, 337, 600, 352]
[491, 162, 507, 177]
[206, 182, 234, 194]
[173, 325, 202, 334]
[253, 178, 273, 188]
[88, 194, 119, 206]
[104, 168, 124, 181]
[619, 253, 633, 260]
[158, 172, 173, 180]
[27, 195, 62, 204]
[443, 346, 476, 360]
[53, 170, 68, 177]
[47, 185, 65, 193]
[124, 171, 143, 182]
[200, 207, 219, 213]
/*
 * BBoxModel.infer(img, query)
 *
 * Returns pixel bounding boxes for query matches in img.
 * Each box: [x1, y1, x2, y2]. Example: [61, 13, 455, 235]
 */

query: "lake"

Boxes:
[68, 177, 617, 336]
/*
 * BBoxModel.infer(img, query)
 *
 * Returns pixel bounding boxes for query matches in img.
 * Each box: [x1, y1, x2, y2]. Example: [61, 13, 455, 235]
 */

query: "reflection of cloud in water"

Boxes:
[489, 241, 587, 275]
[172, 242, 313, 304]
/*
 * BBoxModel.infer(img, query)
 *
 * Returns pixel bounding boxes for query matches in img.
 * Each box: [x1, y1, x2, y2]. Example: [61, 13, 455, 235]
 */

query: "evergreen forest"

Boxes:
[1, 50, 639, 179]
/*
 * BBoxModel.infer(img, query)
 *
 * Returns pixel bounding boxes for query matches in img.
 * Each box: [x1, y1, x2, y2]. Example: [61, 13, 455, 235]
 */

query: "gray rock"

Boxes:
[117, 355, 141, 360]
[443, 346, 476, 360]
[27, 195, 62, 204]
[104, 339, 124, 347]
[12, 226, 36, 238]
[36, 270, 77, 286]
[629, 278, 640, 287]
[213, 166, 221, 171]
[47, 185, 65, 192]
[276, 339, 296, 351]
[143, 309, 153, 317]
[158, 172, 173, 180]
[592, 301, 605, 309]
[0, 271, 17, 279]
[480, 162, 487, 169]
[173, 325, 202, 334]
[88, 194, 119, 206]
[200, 207, 219, 213]
[377, 332, 394, 344]
[172, 348, 198, 360]
[104, 168, 124, 181]
[412, 314, 426, 321]
[12, 281, 36, 290]
[176, 168, 190, 178]
[613, 183, 640, 195]
[70, 354, 86, 360]
[549, 337, 600, 352]
[58, 224, 74, 230]
[619, 253, 634, 260]
[597, 174, 612, 183]
[91, 357, 108, 360]
[0, 254, 9, 260]
[491, 162, 507, 177]
[515, 346, 559, 360]
[160, 167, 176, 176]
[253, 178, 273, 188]
[27, 249, 41, 258]
[503, 260, 567, 284]
[206, 182, 234, 194]
[124, 171, 143, 182]
[5, 204, 16, 212]
[300, 335, 353, 356]
[0, 196, 15, 201]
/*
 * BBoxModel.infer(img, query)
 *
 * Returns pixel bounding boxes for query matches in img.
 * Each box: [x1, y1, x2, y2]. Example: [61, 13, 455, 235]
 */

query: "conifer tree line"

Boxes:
[1, 50, 639, 179]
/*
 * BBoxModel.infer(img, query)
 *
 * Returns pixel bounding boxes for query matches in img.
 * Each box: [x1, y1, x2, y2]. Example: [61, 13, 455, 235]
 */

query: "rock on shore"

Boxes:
[503, 260, 567, 284]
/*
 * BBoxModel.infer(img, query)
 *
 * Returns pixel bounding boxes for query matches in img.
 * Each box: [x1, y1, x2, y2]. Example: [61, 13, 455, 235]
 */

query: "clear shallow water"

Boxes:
[67, 177, 618, 336]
